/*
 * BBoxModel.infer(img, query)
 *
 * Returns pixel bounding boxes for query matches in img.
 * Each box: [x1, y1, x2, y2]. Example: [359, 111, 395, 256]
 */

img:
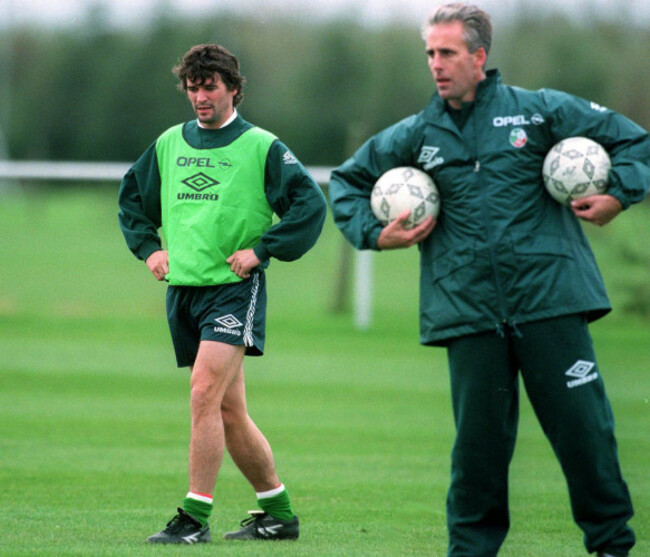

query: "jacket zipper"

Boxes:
[470, 114, 510, 330]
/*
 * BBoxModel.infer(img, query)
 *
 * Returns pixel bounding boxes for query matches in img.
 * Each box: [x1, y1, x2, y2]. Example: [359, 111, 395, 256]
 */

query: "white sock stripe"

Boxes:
[186, 491, 213, 504]
[256, 484, 285, 500]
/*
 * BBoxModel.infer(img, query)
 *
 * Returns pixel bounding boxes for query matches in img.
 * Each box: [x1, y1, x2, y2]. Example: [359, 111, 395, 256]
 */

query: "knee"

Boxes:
[190, 382, 219, 418]
[221, 398, 248, 430]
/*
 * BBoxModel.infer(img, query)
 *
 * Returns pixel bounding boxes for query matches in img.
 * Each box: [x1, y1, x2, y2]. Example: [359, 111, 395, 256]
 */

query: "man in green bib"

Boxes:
[118, 43, 327, 544]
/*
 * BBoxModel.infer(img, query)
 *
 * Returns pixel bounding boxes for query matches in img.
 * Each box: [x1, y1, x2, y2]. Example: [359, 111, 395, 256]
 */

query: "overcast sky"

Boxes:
[2, 0, 649, 28]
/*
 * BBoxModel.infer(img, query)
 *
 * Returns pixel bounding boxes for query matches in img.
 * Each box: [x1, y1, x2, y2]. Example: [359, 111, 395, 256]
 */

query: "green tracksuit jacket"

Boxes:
[118, 115, 327, 286]
[330, 70, 650, 346]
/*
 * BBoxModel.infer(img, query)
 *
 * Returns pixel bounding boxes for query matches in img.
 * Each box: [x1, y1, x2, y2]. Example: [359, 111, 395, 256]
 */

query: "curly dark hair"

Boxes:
[172, 44, 245, 106]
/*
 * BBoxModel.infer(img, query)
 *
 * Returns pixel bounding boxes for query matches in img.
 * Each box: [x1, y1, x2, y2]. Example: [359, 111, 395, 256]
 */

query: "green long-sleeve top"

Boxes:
[118, 115, 327, 286]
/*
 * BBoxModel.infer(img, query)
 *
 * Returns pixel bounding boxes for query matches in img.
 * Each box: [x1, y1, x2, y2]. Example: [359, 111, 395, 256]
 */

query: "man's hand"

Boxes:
[145, 250, 169, 281]
[377, 209, 436, 250]
[571, 194, 622, 226]
[226, 249, 261, 279]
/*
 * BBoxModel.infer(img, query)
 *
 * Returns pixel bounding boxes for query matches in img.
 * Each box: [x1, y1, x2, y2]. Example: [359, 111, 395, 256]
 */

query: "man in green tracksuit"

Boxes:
[329, 4, 649, 556]
[118, 44, 326, 544]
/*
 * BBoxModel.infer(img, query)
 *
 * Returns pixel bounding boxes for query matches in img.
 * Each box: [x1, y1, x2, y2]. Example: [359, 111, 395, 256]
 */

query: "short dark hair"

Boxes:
[425, 3, 492, 58]
[172, 44, 245, 107]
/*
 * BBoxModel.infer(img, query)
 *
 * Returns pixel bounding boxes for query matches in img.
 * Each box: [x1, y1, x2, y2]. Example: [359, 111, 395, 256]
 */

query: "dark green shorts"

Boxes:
[166, 273, 266, 367]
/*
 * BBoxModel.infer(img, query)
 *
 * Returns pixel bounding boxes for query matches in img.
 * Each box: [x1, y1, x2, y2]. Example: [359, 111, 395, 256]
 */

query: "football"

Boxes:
[370, 167, 440, 229]
[542, 136, 611, 206]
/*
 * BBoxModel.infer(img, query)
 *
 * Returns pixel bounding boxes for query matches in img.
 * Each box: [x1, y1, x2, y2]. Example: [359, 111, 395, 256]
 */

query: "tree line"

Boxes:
[1, 11, 648, 165]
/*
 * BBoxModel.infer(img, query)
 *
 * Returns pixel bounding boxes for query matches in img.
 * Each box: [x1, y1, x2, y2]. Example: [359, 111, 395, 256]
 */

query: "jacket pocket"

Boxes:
[431, 248, 476, 282]
[507, 233, 577, 314]
[511, 233, 572, 258]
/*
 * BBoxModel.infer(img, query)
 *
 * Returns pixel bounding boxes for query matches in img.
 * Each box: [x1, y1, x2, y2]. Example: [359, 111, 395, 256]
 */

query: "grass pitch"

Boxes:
[0, 186, 648, 556]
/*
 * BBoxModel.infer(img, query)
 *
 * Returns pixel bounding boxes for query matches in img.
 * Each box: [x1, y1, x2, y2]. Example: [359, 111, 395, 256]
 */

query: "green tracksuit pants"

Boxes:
[445, 314, 634, 557]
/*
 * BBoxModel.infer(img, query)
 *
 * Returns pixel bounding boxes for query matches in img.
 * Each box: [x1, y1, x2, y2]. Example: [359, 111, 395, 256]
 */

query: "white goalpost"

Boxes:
[353, 250, 373, 330]
[0, 161, 335, 185]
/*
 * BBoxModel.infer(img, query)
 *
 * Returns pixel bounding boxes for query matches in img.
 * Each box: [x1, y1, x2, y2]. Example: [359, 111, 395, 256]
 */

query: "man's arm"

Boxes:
[570, 195, 622, 227]
[377, 210, 436, 249]
[226, 249, 260, 279]
[117, 142, 164, 263]
[545, 90, 650, 211]
[251, 140, 328, 264]
[329, 115, 432, 250]
[146, 250, 169, 281]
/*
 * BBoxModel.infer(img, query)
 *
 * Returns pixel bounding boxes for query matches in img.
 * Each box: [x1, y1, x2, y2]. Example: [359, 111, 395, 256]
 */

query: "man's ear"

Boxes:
[473, 47, 487, 69]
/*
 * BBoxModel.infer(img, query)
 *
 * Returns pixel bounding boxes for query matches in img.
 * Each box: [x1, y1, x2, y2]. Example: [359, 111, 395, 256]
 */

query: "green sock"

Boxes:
[257, 485, 294, 521]
[182, 495, 212, 527]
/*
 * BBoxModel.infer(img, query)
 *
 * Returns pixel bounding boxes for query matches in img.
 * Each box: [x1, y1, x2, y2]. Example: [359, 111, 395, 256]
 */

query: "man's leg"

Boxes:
[220, 363, 299, 540]
[514, 315, 635, 556]
[446, 331, 519, 557]
[146, 340, 243, 544]
[221, 363, 280, 491]
[188, 341, 245, 496]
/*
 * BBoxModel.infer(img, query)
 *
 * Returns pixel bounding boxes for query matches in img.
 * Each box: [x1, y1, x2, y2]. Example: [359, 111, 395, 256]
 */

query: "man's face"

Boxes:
[186, 74, 237, 129]
[425, 21, 486, 109]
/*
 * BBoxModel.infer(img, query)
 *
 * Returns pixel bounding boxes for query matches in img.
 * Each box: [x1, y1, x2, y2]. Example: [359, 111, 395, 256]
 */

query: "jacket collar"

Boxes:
[183, 114, 254, 149]
[424, 68, 501, 122]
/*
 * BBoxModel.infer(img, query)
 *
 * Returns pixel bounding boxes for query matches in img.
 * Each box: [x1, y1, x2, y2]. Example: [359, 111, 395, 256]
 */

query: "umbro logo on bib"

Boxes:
[182, 173, 219, 192]
[177, 173, 220, 201]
